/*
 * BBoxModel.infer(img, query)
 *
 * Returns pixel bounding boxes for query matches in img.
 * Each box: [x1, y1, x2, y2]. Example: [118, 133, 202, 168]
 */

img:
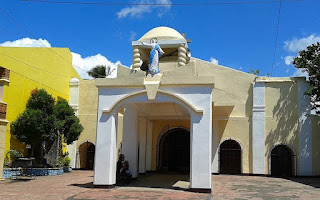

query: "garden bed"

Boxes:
[2, 167, 72, 179]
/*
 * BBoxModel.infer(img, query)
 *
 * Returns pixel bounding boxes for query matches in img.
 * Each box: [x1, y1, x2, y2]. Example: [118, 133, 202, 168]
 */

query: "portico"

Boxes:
[93, 70, 214, 192]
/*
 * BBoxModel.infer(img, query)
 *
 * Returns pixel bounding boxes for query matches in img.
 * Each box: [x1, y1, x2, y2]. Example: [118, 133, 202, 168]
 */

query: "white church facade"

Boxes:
[67, 27, 320, 193]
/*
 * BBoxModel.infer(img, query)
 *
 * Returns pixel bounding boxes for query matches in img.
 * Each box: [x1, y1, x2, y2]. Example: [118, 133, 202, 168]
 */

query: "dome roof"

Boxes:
[138, 27, 185, 41]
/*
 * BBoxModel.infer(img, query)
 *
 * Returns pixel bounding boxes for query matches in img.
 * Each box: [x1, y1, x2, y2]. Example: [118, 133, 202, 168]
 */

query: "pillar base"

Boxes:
[189, 188, 212, 193]
[94, 184, 115, 189]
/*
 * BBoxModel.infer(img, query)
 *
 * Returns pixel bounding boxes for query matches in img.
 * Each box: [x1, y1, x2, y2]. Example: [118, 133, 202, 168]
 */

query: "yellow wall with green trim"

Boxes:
[0, 47, 80, 157]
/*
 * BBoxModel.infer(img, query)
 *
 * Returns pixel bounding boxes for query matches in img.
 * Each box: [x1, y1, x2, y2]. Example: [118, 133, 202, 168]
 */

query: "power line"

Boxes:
[10, 69, 69, 96]
[20, 0, 300, 6]
[271, 0, 282, 76]
[0, 51, 71, 79]
[0, 7, 87, 74]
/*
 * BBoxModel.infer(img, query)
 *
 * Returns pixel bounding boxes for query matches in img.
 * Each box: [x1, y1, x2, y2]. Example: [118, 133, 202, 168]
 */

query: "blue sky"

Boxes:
[1, 0, 320, 79]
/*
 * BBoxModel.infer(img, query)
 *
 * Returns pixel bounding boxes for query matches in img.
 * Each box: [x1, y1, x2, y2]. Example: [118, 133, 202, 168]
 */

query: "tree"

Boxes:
[54, 99, 83, 145]
[10, 88, 83, 164]
[87, 65, 106, 78]
[11, 89, 57, 159]
[293, 42, 320, 114]
[249, 68, 270, 76]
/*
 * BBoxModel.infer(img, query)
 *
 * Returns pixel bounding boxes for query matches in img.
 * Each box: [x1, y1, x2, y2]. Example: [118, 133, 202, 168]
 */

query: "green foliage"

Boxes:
[249, 68, 270, 77]
[26, 88, 55, 116]
[293, 42, 320, 114]
[87, 65, 106, 78]
[10, 88, 83, 161]
[54, 99, 83, 144]
[63, 156, 71, 166]
[11, 89, 57, 145]
[4, 150, 22, 167]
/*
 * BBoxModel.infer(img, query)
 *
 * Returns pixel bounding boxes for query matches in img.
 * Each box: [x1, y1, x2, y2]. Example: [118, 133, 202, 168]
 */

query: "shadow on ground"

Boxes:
[286, 177, 320, 188]
[124, 172, 190, 191]
[69, 172, 190, 191]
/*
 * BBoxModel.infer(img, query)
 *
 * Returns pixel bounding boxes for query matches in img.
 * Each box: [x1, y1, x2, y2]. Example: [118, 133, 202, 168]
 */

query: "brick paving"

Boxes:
[1, 170, 320, 200]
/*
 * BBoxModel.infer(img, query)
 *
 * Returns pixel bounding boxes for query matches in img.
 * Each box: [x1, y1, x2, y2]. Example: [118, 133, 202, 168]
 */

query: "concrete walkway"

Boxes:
[1, 170, 320, 199]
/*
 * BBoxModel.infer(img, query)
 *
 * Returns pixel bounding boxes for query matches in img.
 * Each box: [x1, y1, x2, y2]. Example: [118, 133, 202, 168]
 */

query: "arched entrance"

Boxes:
[219, 139, 241, 174]
[271, 145, 293, 177]
[79, 142, 95, 170]
[159, 128, 190, 174]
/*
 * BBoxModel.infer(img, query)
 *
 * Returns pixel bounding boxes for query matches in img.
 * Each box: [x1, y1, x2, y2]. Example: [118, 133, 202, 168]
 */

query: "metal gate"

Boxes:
[219, 139, 241, 174]
[159, 128, 190, 174]
[271, 145, 292, 177]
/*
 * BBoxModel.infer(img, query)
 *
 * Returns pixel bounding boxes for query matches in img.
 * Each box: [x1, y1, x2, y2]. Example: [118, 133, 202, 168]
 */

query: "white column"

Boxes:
[146, 120, 153, 171]
[93, 112, 117, 186]
[138, 118, 147, 174]
[122, 104, 139, 178]
[211, 120, 219, 173]
[67, 78, 80, 169]
[190, 103, 212, 191]
[252, 82, 265, 174]
[298, 81, 312, 176]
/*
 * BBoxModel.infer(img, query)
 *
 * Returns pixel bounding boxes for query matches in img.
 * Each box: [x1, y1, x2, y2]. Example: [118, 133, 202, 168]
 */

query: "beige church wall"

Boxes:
[195, 59, 255, 118]
[312, 115, 320, 175]
[151, 120, 190, 171]
[264, 82, 300, 174]
[217, 118, 251, 173]
[76, 80, 98, 147]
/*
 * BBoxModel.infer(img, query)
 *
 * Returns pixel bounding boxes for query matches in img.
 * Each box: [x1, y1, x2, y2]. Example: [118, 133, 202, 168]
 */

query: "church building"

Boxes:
[66, 27, 320, 193]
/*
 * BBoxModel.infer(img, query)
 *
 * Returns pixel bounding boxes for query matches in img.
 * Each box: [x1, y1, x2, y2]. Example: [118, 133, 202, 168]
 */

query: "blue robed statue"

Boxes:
[141, 38, 165, 76]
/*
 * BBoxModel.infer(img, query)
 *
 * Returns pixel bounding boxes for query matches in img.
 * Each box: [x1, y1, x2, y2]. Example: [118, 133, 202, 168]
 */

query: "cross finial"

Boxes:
[181, 32, 191, 43]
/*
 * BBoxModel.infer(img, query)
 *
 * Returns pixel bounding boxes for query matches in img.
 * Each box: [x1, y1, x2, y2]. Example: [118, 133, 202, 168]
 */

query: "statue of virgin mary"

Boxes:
[141, 38, 165, 76]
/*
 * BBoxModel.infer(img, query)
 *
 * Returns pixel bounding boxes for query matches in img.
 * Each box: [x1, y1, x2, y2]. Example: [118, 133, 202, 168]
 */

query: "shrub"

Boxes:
[4, 150, 22, 167]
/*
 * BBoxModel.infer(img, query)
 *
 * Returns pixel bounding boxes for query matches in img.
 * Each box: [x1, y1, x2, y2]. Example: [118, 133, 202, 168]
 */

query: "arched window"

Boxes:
[79, 142, 95, 170]
[271, 145, 294, 177]
[219, 139, 242, 174]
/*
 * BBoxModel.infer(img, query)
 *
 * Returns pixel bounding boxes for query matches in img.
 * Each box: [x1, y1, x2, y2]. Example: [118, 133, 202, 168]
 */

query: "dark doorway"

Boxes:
[159, 128, 190, 174]
[219, 139, 241, 174]
[271, 145, 293, 177]
[79, 142, 95, 170]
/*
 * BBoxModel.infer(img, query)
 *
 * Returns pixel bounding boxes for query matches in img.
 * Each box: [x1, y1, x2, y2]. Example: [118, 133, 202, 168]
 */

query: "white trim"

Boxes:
[268, 143, 297, 176]
[252, 82, 266, 174]
[298, 81, 313, 176]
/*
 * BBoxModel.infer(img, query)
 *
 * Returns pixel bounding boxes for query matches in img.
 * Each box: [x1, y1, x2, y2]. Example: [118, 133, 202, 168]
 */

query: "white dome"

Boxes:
[138, 27, 185, 41]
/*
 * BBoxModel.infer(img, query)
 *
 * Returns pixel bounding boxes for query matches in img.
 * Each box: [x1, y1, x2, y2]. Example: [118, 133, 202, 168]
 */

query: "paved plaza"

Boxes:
[1, 170, 320, 200]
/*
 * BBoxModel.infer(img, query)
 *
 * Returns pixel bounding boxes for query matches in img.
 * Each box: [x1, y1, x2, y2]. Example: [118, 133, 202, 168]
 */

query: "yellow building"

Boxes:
[0, 47, 80, 178]
[68, 27, 320, 193]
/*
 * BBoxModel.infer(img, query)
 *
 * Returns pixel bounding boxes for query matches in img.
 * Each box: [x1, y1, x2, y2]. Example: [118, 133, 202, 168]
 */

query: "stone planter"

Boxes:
[63, 166, 72, 173]
[2, 167, 65, 179]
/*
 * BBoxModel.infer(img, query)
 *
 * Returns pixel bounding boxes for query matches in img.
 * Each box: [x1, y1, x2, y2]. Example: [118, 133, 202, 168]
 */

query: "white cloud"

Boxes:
[129, 31, 137, 41]
[116, 0, 172, 19]
[284, 34, 320, 53]
[72, 53, 120, 79]
[0, 37, 51, 47]
[0, 38, 120, 79]
[209, 57, 219, 65]
[292, 68, 308, 77]
[284, 55, 294, 66]
[283, 34, 320, 77]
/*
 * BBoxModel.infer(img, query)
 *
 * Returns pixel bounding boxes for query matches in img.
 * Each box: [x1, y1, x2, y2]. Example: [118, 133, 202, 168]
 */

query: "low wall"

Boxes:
[2, 167, 72, 178]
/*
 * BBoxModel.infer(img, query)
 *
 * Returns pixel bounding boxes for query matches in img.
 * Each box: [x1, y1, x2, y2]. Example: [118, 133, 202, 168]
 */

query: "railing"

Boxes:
[0, 102, 7, 119]
[0, 67, 10, 80]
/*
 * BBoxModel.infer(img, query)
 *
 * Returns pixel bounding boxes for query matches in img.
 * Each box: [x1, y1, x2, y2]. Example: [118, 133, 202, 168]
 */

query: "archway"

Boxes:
[271, 145, 293, 177]
[159, 128, 190, 174]
[219, 139, 241, 174]
[79, 142, 95, 170]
